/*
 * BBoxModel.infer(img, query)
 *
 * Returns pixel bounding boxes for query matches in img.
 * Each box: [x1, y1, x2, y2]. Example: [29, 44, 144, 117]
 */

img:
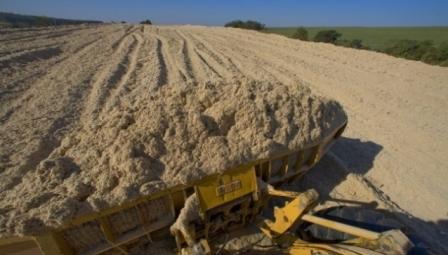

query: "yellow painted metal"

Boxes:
[99, 217, 117, 243]
[259, 189, 318, 238]
[34, 232, 74, 255]
[340, 230, 414, 255]
[0, 236, 34, 246]
[267, 187, 302, 199]
[257, 187, 412, 255]
[307, 145, 321, 166]
[62, 185, 185, 228]
[195, 166, 258, 212]
[301, 214, 381, 240]
[0, 237, 39, 255]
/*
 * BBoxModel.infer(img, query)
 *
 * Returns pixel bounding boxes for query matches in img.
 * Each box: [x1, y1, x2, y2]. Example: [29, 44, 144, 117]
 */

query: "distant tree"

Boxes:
[244, 20, 265, 30]
[383, 40, 416, 59]
[334, 39, 351, 47]
[291, 27, 308, 41]
[314, 30, 342, 43]
[383, 40, 435, 60]
[224, 20, 245, 28]
[382, 39, 448, 66]
[350, 39, 363, 49]
[224, 20, 265, 31]
[421, 47, 441, 64]
[140, 19, 152, 25]
[413, 40, 436, 59]
[121, 21, 127, 24]
[335, 39, 365, 49]
[439, 42, 448, 60]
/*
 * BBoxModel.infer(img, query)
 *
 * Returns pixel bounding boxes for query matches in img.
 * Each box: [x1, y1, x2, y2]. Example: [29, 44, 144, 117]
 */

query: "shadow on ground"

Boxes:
[281, 136, 448, 255]
[290, 136, 383, 200]
[330, 136, 383, 175]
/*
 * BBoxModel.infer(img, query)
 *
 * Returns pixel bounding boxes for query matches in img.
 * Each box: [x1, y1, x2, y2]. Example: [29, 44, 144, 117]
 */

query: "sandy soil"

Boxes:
[0, 24, 447, 252]
[0, 24, 346, 237]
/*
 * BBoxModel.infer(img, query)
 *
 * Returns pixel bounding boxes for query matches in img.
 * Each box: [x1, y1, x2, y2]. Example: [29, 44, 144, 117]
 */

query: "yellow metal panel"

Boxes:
[0, 236, 34, 246]
[34, 232, 73, 255]
[259, 189, 318, 238]
[0, 239, 39, 255]
[195, 166, 257, 212]
[99, 217, 117, 243]
[301, 214, 380, 240]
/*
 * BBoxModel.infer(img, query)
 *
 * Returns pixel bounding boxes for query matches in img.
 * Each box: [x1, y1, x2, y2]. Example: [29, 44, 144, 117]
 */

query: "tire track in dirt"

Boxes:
[158, 28, 217, 84]
[0, 28, 97, 62]
[0, 46, 62, 69]
[154, 38, 168, 88]
[192, 29, 288, 83]
[0, 42, 63, 58]
[162, 29, 197, 83]
[179, 30, 232, 80]
[103, 33, 143, 114]
[184, 30, 244, 78]
[0, 26, 128, 193]
[82, 30, 142, 123]
[0, 25, 94, 44]
[155, 31, 187, 85]
[177, 30, 223, 82]
[114, 28, 166, 109]
[187, 42, 232, 79]
[0, 26, 109, 68]
[111, 25, 140, 50]
[205, 29, 350, 93]
[0, 26, 115, 94]
[0, 26, 48, 36]
[115, 27, 167, 91]
[201, 29, 309, 84]
[0, 26, 116, 123]
[127, 30, 161, 94]
[177, 38, 195, 82]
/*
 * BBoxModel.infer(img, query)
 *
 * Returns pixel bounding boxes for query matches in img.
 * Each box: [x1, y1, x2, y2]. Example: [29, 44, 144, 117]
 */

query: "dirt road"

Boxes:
[1, 24, 447, 251]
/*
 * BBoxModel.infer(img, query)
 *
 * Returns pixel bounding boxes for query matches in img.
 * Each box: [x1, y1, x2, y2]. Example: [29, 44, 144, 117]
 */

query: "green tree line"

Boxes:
[224, 20, 265, 31]
[225, 20, 448, 67]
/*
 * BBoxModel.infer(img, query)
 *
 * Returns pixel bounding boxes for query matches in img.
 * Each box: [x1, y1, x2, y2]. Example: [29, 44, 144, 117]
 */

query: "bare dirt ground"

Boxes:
[1, 24, 447, 253]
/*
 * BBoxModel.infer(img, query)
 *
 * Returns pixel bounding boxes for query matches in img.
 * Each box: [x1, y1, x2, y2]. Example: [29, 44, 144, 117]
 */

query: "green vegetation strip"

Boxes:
[262, 27, 448, 66]
[264, 27, 448, 50]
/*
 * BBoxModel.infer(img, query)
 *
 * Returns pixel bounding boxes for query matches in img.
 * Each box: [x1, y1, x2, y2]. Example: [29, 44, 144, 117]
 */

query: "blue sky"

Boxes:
[1, 0, 447, 26]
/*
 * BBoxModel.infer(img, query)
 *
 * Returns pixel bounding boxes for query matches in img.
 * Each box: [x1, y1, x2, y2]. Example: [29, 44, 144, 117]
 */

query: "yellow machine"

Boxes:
[171, 167, 413, 255]
[0, 122, 414, 255]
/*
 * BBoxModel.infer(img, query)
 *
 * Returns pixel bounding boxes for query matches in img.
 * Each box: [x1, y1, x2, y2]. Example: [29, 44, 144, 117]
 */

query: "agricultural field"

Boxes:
[265, 26, 448, 49]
